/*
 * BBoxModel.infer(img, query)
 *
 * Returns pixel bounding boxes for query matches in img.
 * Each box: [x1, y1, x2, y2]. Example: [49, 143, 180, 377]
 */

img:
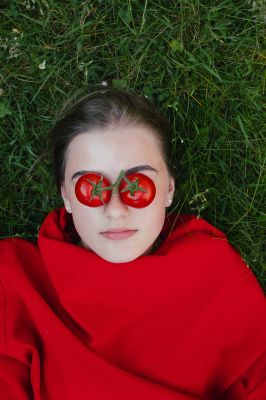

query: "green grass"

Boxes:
[0, 0, 265, 290]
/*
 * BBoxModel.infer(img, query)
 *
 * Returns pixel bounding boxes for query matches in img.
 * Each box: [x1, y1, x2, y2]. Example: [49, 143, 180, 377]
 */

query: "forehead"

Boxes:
[64, 125, 164, 178]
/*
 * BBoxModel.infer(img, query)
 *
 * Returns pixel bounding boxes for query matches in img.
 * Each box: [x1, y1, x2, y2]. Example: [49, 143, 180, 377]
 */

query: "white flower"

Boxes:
[0, 37, 8, 50]
[38, 60, 46, 70]
[8, 45, 20, 58]
[23, 0, 36, 10]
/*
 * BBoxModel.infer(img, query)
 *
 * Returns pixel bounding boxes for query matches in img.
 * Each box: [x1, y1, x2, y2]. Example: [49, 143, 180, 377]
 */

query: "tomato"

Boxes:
[119, 172, 156, 208]
[75, 171, 156, 208]
[75, 172, 112, 207]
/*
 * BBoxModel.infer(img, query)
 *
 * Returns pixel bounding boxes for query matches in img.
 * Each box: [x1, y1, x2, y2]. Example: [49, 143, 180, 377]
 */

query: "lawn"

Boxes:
[0, 0, 265, 290]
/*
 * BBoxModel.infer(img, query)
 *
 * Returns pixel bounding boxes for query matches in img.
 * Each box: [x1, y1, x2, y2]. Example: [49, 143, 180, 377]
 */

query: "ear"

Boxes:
[166, 176, 175, 207]
[61, 184, 72, 213]
[168, 176, 175, 196]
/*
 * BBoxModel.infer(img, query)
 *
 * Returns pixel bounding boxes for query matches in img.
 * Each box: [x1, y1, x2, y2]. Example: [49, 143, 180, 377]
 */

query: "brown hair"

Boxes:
[49, 85, 179, 191]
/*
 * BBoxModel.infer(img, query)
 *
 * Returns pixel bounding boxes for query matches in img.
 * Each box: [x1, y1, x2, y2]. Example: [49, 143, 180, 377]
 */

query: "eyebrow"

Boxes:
[71, 165, 158, 181]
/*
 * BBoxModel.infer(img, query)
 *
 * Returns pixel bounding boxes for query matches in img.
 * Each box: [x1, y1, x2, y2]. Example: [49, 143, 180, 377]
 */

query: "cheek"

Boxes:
[70, 201, 102, 235]
[72, 204, 99, 222]
[149, 179, 168, 210]
[134, 199, 166, 233]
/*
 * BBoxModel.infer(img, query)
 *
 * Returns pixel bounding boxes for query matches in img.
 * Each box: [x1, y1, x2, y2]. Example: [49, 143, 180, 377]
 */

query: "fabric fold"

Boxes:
[0, 207, 265, 399]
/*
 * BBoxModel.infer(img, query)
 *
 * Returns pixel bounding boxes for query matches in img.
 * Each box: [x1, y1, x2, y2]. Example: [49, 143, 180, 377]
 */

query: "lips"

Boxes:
[100, 229, 138, 240]
[101, 228, 135, 233]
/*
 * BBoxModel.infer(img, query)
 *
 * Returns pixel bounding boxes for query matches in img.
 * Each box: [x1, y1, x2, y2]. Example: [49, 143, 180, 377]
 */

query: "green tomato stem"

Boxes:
[90, 170, 147, 198]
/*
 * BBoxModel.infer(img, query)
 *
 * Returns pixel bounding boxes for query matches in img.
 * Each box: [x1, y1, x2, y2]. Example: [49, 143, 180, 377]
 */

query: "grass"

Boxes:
[0, 0, 265, 290]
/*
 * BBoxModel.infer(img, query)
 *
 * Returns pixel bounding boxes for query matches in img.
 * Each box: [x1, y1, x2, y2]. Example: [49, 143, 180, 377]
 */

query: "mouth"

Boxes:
[100, 229, 138, 240]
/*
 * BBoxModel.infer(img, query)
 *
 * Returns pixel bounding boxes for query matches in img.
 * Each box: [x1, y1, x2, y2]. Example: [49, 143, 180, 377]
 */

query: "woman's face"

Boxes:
[61, 124, 175, 263]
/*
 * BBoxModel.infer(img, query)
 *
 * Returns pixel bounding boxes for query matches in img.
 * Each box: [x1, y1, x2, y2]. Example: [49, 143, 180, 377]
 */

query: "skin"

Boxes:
[61, 124, 175, 263]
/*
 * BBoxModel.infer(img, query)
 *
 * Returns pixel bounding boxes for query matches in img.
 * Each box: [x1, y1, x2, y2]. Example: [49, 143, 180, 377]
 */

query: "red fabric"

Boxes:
[0, 208, 265, 399]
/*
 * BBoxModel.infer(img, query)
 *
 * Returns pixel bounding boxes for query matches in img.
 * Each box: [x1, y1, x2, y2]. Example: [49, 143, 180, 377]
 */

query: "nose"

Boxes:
[104, 191, 129, 217]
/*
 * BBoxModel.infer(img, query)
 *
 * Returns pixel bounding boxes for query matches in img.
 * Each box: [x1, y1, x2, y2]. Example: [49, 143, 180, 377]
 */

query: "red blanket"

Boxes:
[0, 208, 265, 399]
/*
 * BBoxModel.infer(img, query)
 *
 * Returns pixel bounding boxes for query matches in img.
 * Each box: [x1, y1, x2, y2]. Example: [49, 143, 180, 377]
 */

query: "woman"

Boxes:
[0, 86, 265, 399]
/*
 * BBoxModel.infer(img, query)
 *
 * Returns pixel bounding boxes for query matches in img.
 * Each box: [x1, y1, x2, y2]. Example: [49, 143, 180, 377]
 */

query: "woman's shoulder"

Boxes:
[0, 237, 53, 324]
[0, 237, 38, 263]
[166, 213, 265, 294]
[0, 237, 42, 290]
[166, 212, 227, 241]
[165, 213, 244, 263]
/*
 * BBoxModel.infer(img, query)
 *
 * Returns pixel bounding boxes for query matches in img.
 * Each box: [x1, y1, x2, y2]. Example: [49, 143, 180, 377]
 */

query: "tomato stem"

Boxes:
[90, 170, 147, 199]
[85, 175, 106, 204]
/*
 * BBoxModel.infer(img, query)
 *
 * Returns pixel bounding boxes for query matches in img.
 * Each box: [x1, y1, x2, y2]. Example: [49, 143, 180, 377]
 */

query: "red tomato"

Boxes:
[75, 172, 112, 207]
[119, 172, 156, 208]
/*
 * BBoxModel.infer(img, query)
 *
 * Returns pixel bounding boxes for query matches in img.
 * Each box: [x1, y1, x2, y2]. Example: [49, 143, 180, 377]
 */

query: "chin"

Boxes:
[101, 252, 141, 264]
